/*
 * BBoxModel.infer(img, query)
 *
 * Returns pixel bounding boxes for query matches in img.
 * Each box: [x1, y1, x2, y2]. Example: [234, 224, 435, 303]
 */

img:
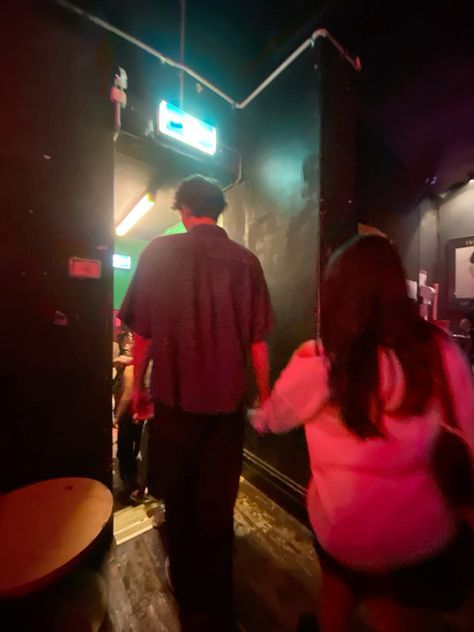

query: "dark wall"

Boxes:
[357, 128, 474, 322]
[356, 125, 427, 281]
[1, 2, 114, 492]
[225, 48, 320, 502]
[418, 198, 439, 284]
[224, 40, 359, 511]
[438, 184, 474, 319]
[318, 39, 359, 286]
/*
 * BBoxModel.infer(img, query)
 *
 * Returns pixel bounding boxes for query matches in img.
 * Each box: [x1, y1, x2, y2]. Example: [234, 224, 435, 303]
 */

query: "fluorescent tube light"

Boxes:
[115, 193, 155, 236]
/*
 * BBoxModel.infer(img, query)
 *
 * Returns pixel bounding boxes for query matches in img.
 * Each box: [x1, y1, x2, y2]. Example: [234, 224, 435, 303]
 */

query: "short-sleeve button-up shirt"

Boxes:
[119, 224, 272, 414]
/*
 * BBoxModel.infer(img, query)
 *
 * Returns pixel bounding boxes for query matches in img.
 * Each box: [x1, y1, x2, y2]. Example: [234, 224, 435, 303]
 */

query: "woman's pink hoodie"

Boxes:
[253, 338, 474, 571]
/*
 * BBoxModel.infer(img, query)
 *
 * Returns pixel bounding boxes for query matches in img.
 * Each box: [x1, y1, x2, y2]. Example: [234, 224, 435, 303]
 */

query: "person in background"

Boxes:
[113, 329, 143, 498]
[130, 355, 154, 505]
[112, 329, 133, 422]
[253, 235, 473, 632]
[119, 175, 273, 631]
[460, 312, 474, 367]
[112, 337, 120, 417]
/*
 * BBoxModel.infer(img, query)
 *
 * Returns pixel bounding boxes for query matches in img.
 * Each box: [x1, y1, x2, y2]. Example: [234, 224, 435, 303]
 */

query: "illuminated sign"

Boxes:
[113, 254, 132, 270]
[158, 100, 217, 156]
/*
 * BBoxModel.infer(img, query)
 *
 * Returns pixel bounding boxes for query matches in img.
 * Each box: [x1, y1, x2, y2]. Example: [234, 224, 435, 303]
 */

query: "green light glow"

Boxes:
[162, 221, 187, 235]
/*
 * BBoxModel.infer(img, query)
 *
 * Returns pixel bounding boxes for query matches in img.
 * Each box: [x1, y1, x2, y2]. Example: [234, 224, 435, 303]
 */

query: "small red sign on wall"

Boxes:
[68, 257, 102, 279]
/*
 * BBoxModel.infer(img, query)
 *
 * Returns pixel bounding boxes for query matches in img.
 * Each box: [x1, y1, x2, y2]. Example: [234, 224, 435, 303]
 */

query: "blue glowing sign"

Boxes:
[113, 254, 132, 270]
[158, 100, 217, 156]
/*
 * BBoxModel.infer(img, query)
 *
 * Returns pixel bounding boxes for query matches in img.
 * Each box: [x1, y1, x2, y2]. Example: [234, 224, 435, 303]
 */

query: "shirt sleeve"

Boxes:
[251, 341, 330, 434]
[250, 259, 273, 342]
[118, 250, 152, 339]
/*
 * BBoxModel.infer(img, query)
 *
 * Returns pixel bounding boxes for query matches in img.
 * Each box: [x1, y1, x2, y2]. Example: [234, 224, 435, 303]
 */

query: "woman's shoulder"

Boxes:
[293, 340, 317, 358]
[280, 340, 329, 389]
[293, 339, 324, 359]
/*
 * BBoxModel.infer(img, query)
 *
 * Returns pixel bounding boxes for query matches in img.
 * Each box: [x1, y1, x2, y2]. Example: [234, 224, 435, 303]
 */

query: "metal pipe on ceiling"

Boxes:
[179, 0, 186, 109]
[55, 0, 361, 111]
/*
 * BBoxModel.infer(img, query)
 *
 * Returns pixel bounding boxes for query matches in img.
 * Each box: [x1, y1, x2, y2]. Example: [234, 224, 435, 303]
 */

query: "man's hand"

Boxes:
[250, 340, 270, 407]
[248, 408, 269, 435]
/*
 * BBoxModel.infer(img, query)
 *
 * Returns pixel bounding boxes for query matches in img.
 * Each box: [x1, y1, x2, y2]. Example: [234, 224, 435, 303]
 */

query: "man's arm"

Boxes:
[132, 333, 152, 419]
[251, 340, 270, 405]
[133, 333, 151, 390]
[249, 258, 273, 406]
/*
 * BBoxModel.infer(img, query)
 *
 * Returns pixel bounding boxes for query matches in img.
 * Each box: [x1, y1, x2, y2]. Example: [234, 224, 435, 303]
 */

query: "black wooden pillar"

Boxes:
[1, 1, 114, 492]
[316, 37, 359, 334]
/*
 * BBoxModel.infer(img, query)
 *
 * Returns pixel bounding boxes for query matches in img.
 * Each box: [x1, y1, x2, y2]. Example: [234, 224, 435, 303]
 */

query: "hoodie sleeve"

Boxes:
[251, 340, 330, 434]
[441, 338, 474, 458]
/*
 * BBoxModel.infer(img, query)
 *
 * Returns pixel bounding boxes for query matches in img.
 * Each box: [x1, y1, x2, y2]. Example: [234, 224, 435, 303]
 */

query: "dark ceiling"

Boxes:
[72, 0, 474, 196]
[73, 0, 474, 179]
[69, 1, 474, 93]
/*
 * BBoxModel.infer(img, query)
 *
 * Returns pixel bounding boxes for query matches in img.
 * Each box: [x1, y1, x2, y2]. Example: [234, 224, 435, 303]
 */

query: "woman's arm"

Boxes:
[250, 340, 271, 405]
[251, 340, 330, 434]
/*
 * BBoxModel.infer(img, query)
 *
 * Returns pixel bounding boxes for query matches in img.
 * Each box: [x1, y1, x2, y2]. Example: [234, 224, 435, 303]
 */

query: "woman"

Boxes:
[252, 236, 473, 631]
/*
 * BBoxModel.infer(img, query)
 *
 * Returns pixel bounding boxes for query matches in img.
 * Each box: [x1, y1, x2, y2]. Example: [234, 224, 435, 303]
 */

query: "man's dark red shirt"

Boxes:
[119, 224, 272, 414]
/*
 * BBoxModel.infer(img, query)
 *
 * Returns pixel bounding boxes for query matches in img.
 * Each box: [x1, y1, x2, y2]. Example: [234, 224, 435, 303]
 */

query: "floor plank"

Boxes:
[234, 480, 320, 631]
[105, 479, 321, 632]
[3, 477, 471, 630]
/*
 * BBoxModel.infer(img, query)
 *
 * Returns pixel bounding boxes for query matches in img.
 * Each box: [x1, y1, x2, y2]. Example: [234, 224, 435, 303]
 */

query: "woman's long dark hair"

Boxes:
[321, 235, 443, 438]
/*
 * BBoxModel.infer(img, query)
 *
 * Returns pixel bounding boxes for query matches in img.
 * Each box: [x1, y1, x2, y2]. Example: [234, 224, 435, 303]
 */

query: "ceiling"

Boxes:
[91, 0, 474, 238]
[69, 1, 474, 101]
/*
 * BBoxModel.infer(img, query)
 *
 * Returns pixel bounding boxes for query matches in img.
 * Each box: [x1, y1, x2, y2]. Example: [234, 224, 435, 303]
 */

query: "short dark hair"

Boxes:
[172, 175, 227, 220]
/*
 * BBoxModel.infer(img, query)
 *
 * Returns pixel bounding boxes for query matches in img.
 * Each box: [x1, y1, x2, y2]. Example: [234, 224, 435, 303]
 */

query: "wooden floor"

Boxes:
[104, 478, 324, 632]
[103, 479, 474, 632]
[2, 477, 473, 631]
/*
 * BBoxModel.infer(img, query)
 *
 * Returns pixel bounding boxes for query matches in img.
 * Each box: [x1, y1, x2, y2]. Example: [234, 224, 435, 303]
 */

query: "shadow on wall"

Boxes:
[438, 181, 474, 319]
[244, 153, 320, 369]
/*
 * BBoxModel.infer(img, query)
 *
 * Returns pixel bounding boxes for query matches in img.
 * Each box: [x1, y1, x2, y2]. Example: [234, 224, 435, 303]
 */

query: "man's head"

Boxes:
[173, 175, 226, 229]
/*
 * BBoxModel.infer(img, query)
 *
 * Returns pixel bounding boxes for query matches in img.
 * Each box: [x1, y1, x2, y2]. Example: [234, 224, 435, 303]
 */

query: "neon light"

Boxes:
[115, 194, 155, 236]
[158, 100, 217, 156]
[113, 254, 132, 270]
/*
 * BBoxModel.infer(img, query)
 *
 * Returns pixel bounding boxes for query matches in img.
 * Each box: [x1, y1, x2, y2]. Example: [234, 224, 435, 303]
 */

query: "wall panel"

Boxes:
[223, 39, 359, 513]
[1, 2, 114, 492]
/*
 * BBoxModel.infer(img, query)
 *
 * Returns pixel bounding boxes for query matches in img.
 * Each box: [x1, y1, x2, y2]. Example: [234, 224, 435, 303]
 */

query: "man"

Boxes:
[119, 175, 272, 631]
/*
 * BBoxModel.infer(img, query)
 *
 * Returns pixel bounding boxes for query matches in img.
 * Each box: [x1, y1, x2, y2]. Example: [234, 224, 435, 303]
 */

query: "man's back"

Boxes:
[120, 224, 272, 413]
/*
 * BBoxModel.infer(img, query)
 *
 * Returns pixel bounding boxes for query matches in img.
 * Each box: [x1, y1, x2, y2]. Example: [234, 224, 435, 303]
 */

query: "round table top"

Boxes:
[0, 477, 113, 599]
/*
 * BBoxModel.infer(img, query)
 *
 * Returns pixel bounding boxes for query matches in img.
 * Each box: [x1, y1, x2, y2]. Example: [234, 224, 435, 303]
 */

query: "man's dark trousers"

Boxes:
[150, 402, 244, 630]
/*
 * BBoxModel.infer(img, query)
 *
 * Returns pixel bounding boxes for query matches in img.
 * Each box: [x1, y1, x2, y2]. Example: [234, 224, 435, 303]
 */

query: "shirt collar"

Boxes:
[189, 224, 228, 238]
